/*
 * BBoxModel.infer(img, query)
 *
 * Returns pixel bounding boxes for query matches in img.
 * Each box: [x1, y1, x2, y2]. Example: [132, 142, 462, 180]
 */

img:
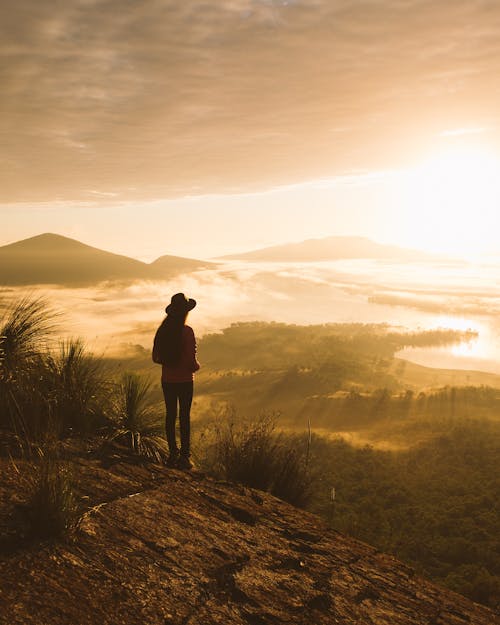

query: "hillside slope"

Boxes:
[0, 454, 496, 625]
[0, 233, 212, 285]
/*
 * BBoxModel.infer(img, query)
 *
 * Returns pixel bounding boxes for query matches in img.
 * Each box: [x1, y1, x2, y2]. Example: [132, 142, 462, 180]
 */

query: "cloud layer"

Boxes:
[3, 0, 500, 200]
[2, 256, 500, 357]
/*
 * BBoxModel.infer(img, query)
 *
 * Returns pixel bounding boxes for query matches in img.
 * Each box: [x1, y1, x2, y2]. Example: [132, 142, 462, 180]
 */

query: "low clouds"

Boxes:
[2, 0, 500, 200]
[2, 255, 500, 371]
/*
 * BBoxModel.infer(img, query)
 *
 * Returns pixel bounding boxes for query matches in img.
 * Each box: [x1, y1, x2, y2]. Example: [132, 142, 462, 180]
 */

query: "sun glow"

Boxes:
[402, 145, 500, 257]
[431, 315, 482, 358]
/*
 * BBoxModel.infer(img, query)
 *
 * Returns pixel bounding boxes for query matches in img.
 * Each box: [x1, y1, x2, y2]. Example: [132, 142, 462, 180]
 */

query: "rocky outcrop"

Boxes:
[0, 456, 497, 625]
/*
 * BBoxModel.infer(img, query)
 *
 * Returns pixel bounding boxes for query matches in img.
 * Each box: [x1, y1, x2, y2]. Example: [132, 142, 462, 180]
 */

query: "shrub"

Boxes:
[271, 443, 313, 507]
[214, 415, 278, 490]
[0, 296, 58, 438]
[22, 447, 81, 539]
[198, 413, 313, 506]
[107, 372, 168, 462]
[0, 296, 57, 374]
[43, 338, 111, 434]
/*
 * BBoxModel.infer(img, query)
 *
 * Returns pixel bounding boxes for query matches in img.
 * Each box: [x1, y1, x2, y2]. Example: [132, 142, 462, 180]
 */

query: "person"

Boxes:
[152, 293, 200, 469]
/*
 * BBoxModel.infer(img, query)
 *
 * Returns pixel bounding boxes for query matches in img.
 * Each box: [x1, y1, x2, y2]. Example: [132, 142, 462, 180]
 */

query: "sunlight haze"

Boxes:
[3, 3, 500, 614]
[3, 0, 500, 259]
[2, 0, 500, 360]
[2, 147, 500, 261]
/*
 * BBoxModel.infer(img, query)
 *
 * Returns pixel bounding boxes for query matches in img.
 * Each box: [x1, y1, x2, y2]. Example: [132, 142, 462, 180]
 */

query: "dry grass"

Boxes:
[13, 446, 81, 540]
[197, 413, 313, 507]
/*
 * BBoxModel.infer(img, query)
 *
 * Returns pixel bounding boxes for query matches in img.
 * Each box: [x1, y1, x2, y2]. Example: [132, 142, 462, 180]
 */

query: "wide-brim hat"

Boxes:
[165, 292, 197, 315]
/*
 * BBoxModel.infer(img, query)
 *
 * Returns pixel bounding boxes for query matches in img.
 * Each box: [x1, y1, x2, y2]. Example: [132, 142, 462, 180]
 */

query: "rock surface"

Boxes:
[0, 453, 498, 625]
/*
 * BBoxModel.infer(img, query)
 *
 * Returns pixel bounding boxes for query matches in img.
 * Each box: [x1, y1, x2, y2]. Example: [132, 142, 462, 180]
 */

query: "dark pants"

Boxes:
[161, 381, 193, 457]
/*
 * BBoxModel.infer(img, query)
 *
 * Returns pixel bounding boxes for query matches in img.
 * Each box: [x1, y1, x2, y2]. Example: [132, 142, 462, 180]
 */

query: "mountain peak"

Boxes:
[28, 232, 77, 241]
[219, 235, 429, 262]
[0, 234, 211, 286]
[3, 232, 91, 251]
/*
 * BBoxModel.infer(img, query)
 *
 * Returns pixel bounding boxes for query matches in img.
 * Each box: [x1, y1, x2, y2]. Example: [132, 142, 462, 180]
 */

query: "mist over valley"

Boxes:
[4, 1, 500, 618]
[2, 232, 499, 373]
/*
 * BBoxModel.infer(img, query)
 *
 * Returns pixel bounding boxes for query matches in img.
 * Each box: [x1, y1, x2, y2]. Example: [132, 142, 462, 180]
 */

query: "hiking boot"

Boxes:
[177, 455, 193, 470]
[166, 451, 179, 468]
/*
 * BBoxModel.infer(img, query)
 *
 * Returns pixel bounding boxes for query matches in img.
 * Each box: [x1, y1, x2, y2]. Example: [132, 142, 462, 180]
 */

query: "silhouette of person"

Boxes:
[152, 293, 200, 469]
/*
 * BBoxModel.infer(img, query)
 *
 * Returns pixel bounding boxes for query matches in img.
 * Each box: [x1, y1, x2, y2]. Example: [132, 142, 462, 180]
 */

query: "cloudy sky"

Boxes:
[3, 0, 500, 258]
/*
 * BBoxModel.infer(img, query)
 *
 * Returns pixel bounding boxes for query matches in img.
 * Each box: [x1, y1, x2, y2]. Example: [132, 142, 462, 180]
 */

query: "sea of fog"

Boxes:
[2, 257, 500, 373]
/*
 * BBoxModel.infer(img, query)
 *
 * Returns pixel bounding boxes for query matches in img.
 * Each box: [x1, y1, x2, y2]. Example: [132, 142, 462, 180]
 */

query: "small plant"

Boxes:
[107, 372, 168, 462]
[0, 296, 59, 437]
[271, 443, 313, 507]
[218, 415, 278, 490]
[22, 447, 81, 539]
[198, 413, 313, 506]
[43, 338, 111, 434]
[0, 296, 57, 374]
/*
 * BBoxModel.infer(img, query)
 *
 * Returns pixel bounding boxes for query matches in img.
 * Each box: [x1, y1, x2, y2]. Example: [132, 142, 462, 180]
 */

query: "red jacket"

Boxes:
[153, 324, 200, 383]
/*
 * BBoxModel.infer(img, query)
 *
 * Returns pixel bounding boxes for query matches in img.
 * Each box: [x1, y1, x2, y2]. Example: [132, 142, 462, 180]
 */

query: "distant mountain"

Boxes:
[220, 236, 433, 262]
[149, 254, 213, 278]
[0, 233, 213, 286]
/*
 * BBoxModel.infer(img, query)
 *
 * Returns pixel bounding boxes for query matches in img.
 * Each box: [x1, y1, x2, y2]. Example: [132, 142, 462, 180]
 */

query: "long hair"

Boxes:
[160, 311, 188, 366]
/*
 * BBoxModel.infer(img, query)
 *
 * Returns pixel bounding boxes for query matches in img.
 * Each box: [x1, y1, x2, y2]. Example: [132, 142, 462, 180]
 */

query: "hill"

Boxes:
[149, 253, 213, 277]
[219, 236, 435, 262]
[0, 233, 213, 286]
[0, 450, 496, 625]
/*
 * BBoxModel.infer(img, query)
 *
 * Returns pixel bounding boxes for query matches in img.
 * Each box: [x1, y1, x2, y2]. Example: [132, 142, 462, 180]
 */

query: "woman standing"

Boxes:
[152, 293, 200, 469]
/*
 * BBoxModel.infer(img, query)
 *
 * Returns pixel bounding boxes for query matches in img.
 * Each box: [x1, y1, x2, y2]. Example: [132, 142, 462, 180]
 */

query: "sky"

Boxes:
[3, 0, 500, 259]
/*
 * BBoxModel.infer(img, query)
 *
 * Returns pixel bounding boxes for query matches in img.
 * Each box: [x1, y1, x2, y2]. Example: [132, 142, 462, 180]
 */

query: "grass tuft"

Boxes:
[0, 296, 59, 438]
[106, 372, 168, 462]
[43, 338, 111, 434]
[0, 295, 58, 375]
[22, 447, 81, 539]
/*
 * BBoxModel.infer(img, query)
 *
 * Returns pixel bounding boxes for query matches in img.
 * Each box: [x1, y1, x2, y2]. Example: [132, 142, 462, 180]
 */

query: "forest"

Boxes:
[169, 321, 500, 607]
[1, 302, 498, 609]
[306, 422, 499, 608]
